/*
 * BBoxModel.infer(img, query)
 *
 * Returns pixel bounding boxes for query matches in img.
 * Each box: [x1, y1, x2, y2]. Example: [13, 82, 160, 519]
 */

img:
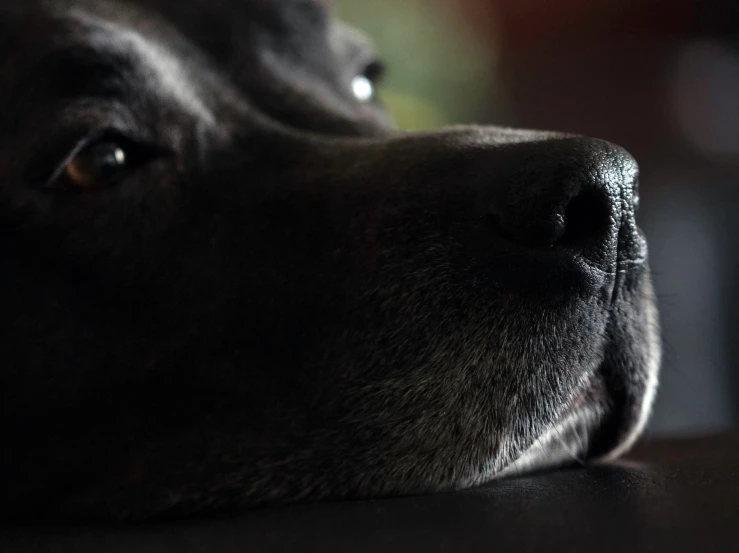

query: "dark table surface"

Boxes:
[4, 431, 739, 553]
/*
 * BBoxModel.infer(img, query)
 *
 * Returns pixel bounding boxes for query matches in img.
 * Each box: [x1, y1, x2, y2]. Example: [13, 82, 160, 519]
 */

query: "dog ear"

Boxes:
[0, 2, 22, 38]
[0, 11, 12, 54]
[0, 4, 26, 61]
[0, 3, 53, 56]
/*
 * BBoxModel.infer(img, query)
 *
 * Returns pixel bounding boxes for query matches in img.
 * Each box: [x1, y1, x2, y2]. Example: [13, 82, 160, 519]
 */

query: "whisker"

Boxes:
[553, 422, 586, 466]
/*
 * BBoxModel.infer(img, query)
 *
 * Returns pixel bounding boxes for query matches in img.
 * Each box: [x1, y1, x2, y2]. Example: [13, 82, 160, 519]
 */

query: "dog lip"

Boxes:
[498, 380, 607, 479]
[497, 405, 601, 479]
[566, 378, 606, 418]
[567, 390, 588, 413]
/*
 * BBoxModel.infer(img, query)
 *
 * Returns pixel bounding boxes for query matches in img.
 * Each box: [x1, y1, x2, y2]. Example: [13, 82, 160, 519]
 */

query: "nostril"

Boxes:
[557, 190, 613, 248]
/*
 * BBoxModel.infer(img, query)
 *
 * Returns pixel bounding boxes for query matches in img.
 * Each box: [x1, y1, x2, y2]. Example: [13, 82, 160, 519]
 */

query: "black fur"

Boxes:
[0, 0, 660, 521]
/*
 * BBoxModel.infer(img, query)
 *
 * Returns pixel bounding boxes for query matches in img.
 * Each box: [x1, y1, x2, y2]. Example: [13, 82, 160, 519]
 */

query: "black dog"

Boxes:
[0, 0, 660, 521]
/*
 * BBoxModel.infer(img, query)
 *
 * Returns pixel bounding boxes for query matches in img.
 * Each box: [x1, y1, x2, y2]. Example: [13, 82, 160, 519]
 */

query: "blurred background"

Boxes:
[337, 0, 739, 436]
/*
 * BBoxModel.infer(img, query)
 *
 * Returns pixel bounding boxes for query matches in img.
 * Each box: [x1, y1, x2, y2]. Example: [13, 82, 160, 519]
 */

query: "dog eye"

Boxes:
[352, 61, 385, 103]
[64, 142, 128, 189]
[47, 133, 162, 191]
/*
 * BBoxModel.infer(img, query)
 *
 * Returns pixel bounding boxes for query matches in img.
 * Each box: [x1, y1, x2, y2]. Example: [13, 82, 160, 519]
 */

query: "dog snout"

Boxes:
[485, 137, 642, 269]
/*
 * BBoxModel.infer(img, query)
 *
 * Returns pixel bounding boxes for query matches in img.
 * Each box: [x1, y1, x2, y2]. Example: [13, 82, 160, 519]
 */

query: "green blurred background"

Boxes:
[336, 0, 501, 130]
[336, 0, 739, 437]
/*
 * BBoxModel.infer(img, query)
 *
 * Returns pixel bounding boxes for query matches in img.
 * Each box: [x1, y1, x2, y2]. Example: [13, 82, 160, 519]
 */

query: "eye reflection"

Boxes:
[352, 75, 375, 102]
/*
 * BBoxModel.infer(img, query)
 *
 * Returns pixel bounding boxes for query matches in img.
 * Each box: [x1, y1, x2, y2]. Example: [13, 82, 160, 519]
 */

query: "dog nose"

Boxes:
[487, 137, 642, 266]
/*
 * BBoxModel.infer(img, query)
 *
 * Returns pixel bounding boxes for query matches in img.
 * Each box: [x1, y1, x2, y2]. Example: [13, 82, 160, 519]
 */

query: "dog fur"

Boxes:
[0, 0, 660, 521]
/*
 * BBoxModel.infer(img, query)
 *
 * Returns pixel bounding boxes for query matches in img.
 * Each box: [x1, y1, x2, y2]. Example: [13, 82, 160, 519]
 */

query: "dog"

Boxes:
[0, 0, 660, 521]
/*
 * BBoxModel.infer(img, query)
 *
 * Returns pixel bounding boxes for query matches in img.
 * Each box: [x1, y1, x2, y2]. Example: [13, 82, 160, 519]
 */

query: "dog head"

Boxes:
[1, 0, 660, 520]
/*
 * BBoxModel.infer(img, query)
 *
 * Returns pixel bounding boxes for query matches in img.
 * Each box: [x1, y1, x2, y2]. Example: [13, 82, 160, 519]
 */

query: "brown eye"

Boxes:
[63, 142, 128, 189]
